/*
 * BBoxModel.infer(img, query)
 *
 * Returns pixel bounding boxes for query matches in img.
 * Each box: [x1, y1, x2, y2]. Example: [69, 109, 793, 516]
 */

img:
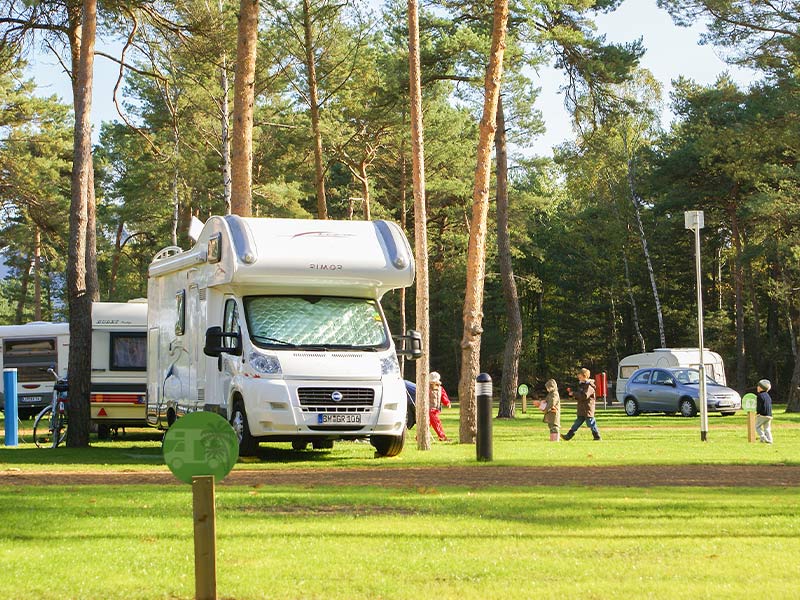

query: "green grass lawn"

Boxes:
[0, 483, 797, 599]
[1, 406, 797, 599]
[2, 404, 799, 471]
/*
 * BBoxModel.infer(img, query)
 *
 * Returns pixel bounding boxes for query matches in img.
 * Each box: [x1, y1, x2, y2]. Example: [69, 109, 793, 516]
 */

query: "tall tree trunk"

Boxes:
[230, 0, 258, 216]
[171, 130, 180, 245]
[606, 174, 646, 353]
[33, 228, 42, 320]
[536, 290, 545, 376]
[66, 0, 96, 447]
[303, 0, 327, 219]
[408, 0, 430, 450]
[728, 201, 747, 391]
[360, 162, 370, 220]
[622, 135, 665, 348]
[85, 166, 98, 302]
[621, 245, 646, 352]
[458, 0, 508, 444]
[109, 220, 124, 298]
[494, 96, 520, 419]
[398, 118, 408, 376]
[14, 258, 30, 324]
[220, 43, 232, 214]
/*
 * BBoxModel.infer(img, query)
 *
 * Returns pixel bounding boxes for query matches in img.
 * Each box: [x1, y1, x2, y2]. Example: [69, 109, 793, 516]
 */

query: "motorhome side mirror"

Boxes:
[204, 326, 243, 357]
[396, 329, 423, 360]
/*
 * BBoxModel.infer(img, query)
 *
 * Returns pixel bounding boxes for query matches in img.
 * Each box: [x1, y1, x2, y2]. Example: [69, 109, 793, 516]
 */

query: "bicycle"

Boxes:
[32, 369, 69, 448]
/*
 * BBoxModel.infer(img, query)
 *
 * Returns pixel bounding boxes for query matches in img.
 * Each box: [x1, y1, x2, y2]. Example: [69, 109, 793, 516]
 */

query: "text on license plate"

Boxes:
[318, 414, 362, 425]
[21, 395, 44, 403]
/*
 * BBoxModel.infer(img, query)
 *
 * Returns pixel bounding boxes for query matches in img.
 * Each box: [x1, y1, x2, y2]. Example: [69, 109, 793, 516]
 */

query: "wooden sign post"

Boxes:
[163, 412, 239, 600]
[518, 383, 529, 414]
[742, 393, 758, 443]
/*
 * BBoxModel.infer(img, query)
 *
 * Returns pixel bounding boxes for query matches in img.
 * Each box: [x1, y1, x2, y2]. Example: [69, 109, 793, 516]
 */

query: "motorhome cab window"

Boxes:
[2, 338, 56, 382]
[244, 296, 388, 349]
[110, 332, 147, 371]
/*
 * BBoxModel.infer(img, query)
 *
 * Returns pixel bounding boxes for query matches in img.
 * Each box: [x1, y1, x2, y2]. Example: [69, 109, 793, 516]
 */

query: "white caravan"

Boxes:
[90, 301, 148, 437]
[146, 216, 421, 456]
[615, 348, 727, 403]
[0, 322, 69, 415]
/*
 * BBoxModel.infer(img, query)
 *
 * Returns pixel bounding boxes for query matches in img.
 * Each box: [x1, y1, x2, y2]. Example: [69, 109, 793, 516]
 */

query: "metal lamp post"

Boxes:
[685, 210, 709, 441]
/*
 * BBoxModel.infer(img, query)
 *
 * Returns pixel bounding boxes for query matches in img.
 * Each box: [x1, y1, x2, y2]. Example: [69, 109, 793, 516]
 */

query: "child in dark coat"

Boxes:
[756, 379, 773, 444]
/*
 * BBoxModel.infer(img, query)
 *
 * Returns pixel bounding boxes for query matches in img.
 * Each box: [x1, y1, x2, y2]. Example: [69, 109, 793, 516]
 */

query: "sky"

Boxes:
[23, 0, 759, 156]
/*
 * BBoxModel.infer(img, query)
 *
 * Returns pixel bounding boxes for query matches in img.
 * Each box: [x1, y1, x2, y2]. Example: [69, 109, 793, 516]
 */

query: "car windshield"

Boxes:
[671, 368, 719, 386]
[243, 296, 388, 350]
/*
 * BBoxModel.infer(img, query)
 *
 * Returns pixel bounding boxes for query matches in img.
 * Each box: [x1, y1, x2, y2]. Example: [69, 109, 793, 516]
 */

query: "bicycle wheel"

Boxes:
[51, 404, 67, 448]
[32, 406, 54, 448]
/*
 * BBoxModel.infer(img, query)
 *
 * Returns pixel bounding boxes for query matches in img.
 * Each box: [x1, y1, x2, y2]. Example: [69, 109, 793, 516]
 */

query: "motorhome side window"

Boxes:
[223, 299, 240, 335]
[175, 290, 186, 336]
[110, 332, 147, 371]
[243, 296, 389, 350]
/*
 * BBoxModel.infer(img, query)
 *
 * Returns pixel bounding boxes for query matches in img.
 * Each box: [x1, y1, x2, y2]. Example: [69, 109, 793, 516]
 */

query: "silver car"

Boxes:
[622, 367, 741, 417]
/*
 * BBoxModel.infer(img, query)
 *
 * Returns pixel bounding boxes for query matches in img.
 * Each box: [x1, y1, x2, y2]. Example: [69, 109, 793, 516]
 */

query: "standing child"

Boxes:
[756, 379, 773, 444]
[541, 379, 561, 441]
[429, 372, 451, 442]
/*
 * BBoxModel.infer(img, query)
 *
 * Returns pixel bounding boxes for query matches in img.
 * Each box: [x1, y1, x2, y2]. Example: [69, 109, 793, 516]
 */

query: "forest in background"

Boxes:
[1, 0, 799, 409]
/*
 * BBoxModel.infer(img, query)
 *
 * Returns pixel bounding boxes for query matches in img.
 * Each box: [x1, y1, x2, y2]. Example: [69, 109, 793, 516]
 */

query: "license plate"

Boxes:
[318, 413, 361, 425]
[21, 395, 43, 403]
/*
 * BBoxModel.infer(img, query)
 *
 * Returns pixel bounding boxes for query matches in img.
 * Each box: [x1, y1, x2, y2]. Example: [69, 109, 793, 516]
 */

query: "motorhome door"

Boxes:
[205, 296, 239, 417]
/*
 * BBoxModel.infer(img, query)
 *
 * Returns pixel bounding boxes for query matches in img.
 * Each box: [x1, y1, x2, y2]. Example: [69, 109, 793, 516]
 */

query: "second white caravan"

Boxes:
[615, 348, 727, 403]
[147, 216, 421, 456]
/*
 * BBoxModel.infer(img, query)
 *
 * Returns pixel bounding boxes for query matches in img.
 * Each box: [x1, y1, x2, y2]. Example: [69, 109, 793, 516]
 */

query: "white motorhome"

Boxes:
[90, 301, 148, 437]
[0, 322, 69, 416]
[615, 348, 727, 403]
[146, 216, 421, 457]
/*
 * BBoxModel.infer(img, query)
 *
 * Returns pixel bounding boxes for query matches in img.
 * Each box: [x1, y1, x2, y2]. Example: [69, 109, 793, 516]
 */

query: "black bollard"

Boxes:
[476, 373, 493, 461]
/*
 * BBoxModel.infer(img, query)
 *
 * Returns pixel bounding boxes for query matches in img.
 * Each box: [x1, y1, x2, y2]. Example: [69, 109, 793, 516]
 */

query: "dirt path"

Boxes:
[2, 464, 799, 487]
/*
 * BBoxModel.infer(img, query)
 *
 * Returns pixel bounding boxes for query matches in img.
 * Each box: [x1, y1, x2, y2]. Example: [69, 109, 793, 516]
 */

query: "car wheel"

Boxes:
[371, 428, 406, 457]
[679, 398, 698, 418]
[231, 401, 259, 456]
[624, 398, 640, 416]
[312, 439, 334, 450]
[97, 424, 111, 440]
[291, 440, 308, 451]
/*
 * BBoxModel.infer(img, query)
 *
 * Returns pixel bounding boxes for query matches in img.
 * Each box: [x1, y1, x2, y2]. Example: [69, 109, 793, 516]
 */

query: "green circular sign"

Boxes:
[518, 384, 529, 396]
[163, 412, 239, 484]
[742, 393, 758, 413]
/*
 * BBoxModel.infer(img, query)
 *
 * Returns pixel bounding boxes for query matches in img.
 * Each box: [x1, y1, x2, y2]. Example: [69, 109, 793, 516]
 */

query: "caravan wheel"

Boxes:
[231, 402, 258, 456]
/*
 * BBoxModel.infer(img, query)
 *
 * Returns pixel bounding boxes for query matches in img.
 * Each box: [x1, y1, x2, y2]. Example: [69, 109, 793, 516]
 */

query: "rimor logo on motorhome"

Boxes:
[309, 263, 343, 270]
[331, 391, 343, 402]
[292, 231, 355, 239]
[95, 319, 133, 325]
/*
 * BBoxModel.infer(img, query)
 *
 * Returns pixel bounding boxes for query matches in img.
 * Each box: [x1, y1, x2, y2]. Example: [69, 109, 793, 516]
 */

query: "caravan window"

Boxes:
[244, 295, 389, 350]
[110, 332, 147, 371]
[620, 365, 639, 378]
[2, 337, 57, 382]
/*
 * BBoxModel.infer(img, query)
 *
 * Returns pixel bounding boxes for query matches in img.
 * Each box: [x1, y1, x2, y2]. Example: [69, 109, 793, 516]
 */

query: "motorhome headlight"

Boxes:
[380, 355, 400, 376]
[249, 351, 282, 375]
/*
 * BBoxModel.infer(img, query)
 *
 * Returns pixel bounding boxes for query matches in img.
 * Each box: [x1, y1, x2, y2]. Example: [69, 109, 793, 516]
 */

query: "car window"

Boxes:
[631, 370, 651, 384]
[675, 371, 690, 384]
[652, 370, 674, 386]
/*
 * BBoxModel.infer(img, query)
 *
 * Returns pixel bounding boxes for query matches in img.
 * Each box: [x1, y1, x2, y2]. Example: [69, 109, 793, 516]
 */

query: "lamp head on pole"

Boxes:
[684, 210, 704, 231]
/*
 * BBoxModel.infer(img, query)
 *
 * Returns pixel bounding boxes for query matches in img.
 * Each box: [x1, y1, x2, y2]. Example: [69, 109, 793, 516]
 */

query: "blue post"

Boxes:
[4, 368, 18, 446]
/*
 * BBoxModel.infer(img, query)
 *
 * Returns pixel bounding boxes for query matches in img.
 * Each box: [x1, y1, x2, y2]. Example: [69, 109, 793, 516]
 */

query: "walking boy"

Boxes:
[561, 368, 601, 441]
